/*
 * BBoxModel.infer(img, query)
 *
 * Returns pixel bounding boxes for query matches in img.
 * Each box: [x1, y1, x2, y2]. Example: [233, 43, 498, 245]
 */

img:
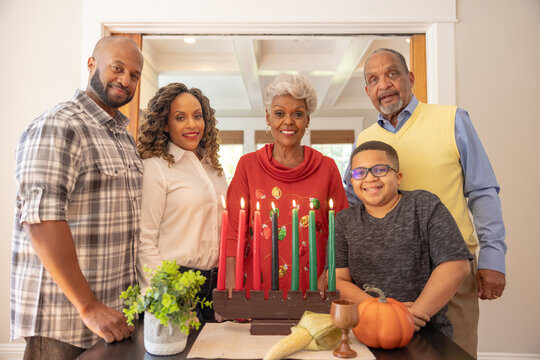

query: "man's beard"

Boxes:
[379, 97, 403, 116]
[90, 69, 133, 109]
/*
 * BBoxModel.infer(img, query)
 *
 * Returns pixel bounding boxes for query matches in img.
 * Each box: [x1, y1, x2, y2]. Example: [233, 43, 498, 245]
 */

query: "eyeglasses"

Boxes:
[350, 164, 398, 180]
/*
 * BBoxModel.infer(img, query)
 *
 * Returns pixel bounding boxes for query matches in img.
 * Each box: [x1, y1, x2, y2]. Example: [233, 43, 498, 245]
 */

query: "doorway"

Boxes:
[113, 33, 426, 181]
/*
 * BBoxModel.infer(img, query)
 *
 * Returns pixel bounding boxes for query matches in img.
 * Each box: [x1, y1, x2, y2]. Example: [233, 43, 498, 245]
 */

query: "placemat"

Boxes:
[187, 322, 375, 359]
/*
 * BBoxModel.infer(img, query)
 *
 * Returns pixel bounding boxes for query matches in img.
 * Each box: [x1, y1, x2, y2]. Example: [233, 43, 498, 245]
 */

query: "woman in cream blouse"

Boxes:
[137, 82, 228, 322]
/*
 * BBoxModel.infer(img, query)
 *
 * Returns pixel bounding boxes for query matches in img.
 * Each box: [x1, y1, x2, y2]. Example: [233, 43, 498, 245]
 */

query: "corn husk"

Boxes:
[263, 311, 340, 360]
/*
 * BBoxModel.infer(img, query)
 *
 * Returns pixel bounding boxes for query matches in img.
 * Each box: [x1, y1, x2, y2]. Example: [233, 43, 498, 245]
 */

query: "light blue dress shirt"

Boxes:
[343, 96, 507, 273]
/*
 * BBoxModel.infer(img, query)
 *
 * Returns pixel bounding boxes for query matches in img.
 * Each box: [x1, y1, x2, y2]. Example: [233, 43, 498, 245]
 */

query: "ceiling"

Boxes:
[141, 35, 411, 119]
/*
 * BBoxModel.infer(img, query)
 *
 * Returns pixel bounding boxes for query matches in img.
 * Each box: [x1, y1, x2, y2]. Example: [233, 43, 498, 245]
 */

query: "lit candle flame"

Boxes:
[292, 199, 296, 208]
[310, 202, 313, 210]
[221, 195, 226, 209]
[241, 197, 245, 209]
[271, 202, 276, 210]
[329, 199, 333, 210]
[256, 201, 260, 211]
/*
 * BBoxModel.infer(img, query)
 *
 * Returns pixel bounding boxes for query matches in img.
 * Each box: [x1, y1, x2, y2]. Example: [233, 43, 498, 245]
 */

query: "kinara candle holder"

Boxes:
[212, 289, 340, 335]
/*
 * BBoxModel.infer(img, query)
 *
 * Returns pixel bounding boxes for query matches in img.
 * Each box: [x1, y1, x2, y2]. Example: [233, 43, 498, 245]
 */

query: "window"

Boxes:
[310, 130, 355, 180]
[218, 131, 244, 184]
[255, 130, 273, 150]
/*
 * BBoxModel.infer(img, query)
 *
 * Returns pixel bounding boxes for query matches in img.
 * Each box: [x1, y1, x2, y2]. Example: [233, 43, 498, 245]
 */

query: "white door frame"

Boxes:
[81, 16, 456, 106]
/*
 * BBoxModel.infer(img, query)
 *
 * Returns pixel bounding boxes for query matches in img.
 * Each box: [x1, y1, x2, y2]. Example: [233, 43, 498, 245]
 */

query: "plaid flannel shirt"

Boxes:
[11, 89, 143, 348]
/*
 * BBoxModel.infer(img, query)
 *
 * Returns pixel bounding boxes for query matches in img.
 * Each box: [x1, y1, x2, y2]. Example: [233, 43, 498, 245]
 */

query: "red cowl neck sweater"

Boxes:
[225, 144, 348, 296]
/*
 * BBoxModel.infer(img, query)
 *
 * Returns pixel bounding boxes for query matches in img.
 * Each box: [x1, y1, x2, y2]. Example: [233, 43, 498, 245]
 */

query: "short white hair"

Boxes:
[264, 74, 318, 115]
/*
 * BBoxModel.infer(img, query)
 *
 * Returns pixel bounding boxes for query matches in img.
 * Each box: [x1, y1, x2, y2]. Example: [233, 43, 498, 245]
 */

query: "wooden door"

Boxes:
[111, 33, 143, 140]
[409, 34, 427, 103]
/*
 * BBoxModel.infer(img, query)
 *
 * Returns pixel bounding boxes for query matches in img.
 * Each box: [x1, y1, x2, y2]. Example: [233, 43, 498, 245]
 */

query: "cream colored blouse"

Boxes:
[137, 143, 228, 288]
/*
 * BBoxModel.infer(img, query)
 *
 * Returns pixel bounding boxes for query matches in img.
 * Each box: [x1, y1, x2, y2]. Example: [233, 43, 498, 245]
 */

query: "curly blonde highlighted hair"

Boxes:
[137, 83, 223, 175]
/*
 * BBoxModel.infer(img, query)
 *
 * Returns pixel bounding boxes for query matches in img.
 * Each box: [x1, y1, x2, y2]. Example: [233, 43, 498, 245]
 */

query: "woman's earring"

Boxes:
[266, 125, 271, 135]
[305, 126, 310, 136]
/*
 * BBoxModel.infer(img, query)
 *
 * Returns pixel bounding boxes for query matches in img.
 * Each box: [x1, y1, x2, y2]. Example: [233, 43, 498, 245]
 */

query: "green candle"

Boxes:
[291, 200, 299, 291]
[328, 199, 336, 292]
[309, 202, 317, 291]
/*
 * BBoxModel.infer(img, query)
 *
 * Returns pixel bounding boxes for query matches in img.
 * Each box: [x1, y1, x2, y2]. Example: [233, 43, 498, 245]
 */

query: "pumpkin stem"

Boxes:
[362, 284, 387, 303]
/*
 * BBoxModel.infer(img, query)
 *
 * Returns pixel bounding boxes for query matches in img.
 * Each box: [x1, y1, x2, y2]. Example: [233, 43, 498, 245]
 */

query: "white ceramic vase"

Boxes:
[144, 312, 187, 356]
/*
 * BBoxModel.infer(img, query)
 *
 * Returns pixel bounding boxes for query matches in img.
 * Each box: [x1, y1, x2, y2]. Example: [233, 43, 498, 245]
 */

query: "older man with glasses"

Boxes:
[343, 48, 507, 357]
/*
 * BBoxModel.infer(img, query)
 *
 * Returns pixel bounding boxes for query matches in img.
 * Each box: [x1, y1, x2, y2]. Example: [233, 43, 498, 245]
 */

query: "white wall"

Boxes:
[1, 0, 539, 356]
[0, 0, 83, 345]
[455, 0, 540, 354]
[140, 60, 159, 111]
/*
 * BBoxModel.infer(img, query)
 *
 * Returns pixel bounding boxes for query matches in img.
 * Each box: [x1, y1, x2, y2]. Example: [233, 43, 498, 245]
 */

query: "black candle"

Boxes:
[271, 202, 279, 291]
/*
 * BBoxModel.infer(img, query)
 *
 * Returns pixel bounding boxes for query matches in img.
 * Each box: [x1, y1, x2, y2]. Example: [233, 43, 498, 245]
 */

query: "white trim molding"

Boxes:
[93, 20, 441, 34]
[478, 353, 540, 360]
[80, 15, 457, 107]
[79, 0, 460, 107]
[0, 343, 24, 360]
[425, 21, 456, 105]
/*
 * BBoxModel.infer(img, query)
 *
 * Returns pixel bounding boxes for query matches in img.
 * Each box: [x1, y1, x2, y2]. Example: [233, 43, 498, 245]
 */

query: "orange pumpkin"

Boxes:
[352, 286, 415, 349]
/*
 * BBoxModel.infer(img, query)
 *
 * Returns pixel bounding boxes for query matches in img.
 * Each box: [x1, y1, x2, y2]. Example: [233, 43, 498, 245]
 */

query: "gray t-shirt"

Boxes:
[335, 190, 472, 337]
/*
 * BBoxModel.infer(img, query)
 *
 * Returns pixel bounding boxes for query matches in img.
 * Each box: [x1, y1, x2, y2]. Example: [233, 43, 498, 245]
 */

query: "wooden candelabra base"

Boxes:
[212, 289, 340, 335]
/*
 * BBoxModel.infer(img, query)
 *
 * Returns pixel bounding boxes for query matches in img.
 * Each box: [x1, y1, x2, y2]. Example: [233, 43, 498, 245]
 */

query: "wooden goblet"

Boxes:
[330, 299, 359, 358]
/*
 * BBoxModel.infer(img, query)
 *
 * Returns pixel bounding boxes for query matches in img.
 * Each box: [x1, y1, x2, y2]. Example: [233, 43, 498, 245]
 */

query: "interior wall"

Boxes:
[1, 0, 539, 355]
[455, 0, 540, 353]
[0, 0, 83, 344]
[140, 60, 159, 111]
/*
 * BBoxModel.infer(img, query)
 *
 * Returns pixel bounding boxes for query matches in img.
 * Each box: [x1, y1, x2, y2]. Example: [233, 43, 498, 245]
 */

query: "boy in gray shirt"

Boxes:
[335, 141, 472, 338]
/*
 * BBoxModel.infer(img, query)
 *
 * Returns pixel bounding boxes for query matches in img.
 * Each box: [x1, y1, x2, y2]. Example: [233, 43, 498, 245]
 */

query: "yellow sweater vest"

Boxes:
[356, 102, 477, 253]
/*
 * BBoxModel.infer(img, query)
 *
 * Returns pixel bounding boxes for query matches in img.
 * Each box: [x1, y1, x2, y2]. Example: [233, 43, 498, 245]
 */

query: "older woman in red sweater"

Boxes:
[225, 74, 348, 297]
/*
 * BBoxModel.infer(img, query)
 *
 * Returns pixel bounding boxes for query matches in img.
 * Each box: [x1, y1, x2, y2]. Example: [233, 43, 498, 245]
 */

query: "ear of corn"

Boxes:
[263, 311, 341, 360]
[263, 326, 311, 360]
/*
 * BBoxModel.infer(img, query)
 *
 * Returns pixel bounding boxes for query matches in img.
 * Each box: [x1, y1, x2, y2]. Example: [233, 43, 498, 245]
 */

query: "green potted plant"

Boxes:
[120, 260, 211, 356]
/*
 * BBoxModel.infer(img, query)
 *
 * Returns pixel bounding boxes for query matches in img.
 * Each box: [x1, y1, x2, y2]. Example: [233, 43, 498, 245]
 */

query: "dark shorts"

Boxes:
[24, 336, 86, 360]
[179, 266, 218, 324]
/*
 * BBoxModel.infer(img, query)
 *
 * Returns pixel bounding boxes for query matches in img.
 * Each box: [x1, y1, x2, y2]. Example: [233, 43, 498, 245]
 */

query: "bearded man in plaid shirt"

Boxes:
[11, 36, 144, 359]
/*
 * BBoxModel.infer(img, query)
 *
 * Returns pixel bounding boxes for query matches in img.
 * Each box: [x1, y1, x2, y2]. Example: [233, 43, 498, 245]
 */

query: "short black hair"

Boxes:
[350, 141, 400, 170]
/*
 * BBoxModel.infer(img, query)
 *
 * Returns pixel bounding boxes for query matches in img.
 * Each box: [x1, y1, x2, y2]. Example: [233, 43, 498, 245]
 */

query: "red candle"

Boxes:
[253, 202, 261, 290]
[217, 196, 228, 290]
[235, 198, 246, 291]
